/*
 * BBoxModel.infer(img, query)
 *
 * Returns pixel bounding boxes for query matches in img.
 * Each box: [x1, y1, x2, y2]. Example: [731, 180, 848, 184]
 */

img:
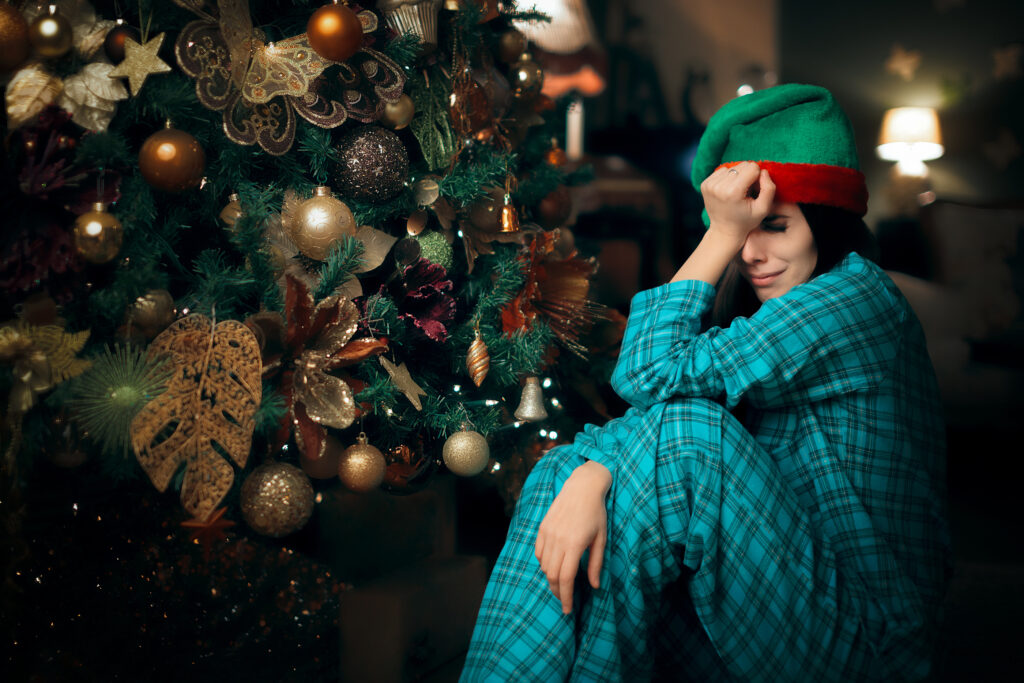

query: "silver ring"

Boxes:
[728, 168, 739, 175]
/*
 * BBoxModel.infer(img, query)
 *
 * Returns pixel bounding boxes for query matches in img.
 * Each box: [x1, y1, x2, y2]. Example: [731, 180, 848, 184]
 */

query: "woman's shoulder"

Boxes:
[767, 252, 906, 324]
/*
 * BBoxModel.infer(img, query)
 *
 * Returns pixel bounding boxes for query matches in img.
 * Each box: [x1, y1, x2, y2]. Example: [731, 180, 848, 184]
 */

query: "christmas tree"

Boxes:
[1, 0, 619, 678]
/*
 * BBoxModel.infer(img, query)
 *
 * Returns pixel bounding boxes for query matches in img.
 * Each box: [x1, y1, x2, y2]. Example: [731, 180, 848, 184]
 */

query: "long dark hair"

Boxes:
[710, 204, 878, 328]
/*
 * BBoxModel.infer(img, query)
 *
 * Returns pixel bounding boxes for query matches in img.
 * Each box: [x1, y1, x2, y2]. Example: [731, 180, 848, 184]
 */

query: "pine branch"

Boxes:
[314, 236, 365, 301]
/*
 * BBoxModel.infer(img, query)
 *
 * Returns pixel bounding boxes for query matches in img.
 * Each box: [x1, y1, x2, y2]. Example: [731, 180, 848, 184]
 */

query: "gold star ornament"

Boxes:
[108, 32, 172, 96]
[379, 356, 427, 411]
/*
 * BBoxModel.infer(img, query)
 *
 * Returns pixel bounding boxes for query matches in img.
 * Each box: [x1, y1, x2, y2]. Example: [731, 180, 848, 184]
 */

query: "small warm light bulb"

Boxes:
[737, 84, 755, 96]
[542, 378, 552, 388]
[549, 431, 558, 440]
[453, 384, 462, 393]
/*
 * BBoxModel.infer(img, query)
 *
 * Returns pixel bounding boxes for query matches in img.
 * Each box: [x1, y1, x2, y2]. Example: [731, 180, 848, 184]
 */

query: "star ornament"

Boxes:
[380, 357, 427, 411]
[108, 33, 172, 96]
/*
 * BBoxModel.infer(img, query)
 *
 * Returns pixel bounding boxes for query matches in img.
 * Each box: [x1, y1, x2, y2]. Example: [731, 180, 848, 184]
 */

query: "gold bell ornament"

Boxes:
[514, 376, 549, 422]
[73, 203, 123, 264]
[443, 426, 489, 476]
[510, 52, 544, 99]
[499, 193, 520, 233]
[378, 0, 443, 52]
[289, 186, 357, 261]
[338, 431, 386, 493]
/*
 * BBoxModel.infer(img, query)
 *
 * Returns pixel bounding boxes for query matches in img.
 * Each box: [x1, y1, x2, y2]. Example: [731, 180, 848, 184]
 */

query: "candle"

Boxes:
[566, 97, 584, 161]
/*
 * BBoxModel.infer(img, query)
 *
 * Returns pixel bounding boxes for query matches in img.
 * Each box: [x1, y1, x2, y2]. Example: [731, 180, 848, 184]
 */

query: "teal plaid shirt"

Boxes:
[464, 253, 950, 681]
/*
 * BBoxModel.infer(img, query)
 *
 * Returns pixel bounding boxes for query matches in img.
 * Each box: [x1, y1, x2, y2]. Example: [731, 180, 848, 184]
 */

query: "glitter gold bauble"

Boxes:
[0, 5, 30, 72]
[219, 193, 243, 229]
[442, 428, 489, 476]
[138, 125, 206, 193]
[379, 93, 415, 130]
[514, 376, 549, 422]
[240, 462, 315, 537]
[103, 22, 139, 63]
[511, 53, 544, 99]
[338, 432, 386, 493]
[333, 125, 409, 203]
[307, 2, 363, 62]
[497, 29, 526, 63]
[28, 8, 73, 59]
[73, 202, 123, 264]
[302, 434, 345, 480]
[289, 186, 357, 261]
[413, 230, 453, 269]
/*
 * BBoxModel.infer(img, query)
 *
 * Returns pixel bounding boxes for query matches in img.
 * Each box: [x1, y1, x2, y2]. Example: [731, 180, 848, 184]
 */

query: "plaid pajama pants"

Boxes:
[461, 398, 931, 682]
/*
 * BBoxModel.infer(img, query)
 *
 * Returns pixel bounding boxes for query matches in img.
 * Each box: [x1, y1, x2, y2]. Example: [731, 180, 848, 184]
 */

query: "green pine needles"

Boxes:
[70, 345, 173, 458]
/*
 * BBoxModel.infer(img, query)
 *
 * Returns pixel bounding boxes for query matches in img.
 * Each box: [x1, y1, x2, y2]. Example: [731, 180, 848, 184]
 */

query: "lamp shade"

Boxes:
[876, 107, 944, 161]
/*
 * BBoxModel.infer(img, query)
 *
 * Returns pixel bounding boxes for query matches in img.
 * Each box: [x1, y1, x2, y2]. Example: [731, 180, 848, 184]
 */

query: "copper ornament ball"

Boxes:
[333, 125, 409, 203]
[73, 203, 123, 264]
[468, 187, 507, 232]
[307, 2, 363, 63]
[27, 10, 73, 59]
[497, 29, 527, 63]
[338, 433, 386, 493]
[240, 462, 315, 538]
[289, 186, 357, 261]
[535, 185, 573, 229]
[379, 94, 415, 130]
[0, 5, 30, 72]
[128, 289, 176, 338]
[511, 53, 544, 98]
[103, 23, 140, 63]
[138, 127, 206, 193]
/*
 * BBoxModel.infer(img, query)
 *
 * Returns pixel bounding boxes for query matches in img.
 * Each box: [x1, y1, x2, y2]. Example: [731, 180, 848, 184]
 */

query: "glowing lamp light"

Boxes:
[877, 107, 943, 176]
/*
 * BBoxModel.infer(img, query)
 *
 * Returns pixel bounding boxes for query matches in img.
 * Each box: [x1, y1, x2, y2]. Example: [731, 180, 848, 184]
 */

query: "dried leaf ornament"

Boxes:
[0, 321, 90, 414]
[255, 275, 388, 461]
[501, 230, 605, 358]
[130, 315, 262, 521]
[173, 0, 405, 155]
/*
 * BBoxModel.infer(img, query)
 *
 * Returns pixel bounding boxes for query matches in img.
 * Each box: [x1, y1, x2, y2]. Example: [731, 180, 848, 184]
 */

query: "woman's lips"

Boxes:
[748, 270, 783, 286]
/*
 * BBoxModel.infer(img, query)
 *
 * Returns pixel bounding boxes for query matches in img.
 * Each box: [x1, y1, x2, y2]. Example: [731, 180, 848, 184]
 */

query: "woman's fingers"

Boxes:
[753, 168, 776, 213]
[558, 553, 580, 614]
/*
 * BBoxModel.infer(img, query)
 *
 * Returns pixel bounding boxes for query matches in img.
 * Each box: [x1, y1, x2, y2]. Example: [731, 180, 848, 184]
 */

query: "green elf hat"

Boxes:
[691, 84, 868, 225]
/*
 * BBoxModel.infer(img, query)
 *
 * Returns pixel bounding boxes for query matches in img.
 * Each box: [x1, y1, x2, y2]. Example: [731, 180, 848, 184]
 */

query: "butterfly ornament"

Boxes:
[173, 0, 405, 155]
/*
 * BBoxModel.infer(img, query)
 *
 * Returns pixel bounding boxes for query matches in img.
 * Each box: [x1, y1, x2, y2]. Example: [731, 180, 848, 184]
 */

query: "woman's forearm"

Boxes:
[670, 227, 743, 285]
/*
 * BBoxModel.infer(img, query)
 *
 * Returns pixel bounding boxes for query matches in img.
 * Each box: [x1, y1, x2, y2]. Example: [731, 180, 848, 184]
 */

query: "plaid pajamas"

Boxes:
[462, 254, 950, 682]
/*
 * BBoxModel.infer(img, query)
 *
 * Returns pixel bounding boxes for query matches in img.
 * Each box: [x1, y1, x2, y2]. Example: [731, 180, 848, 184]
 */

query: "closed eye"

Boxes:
[761, 221, 786, 233]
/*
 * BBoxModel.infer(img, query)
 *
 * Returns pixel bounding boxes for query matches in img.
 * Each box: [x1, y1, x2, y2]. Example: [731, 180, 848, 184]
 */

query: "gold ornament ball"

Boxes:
[307, 2, 363, 63]
[0, 5, 30, 72]
[138, 126, 206, 193]
[338, 432, 386, 493]
[380, 94, 415, 130]
[301, 434, 345, 480]
[497, 29, 527, 63]
[240, 462, 315, 537]
[73, 203, 123, 264]
[442, 429, 489, 476]
[468, 187, 506, 233]
[128, 289, 176, 337]
[28, 10, 73, 59]
[511, 53, 544, 98]
[290, 186, 357, 261]
[219, 193, 243, 229]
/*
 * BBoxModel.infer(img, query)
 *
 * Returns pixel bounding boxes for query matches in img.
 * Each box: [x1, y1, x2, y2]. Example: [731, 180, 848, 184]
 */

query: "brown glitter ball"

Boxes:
[333, 125, 409, 204]
[239, 462, 315, 538]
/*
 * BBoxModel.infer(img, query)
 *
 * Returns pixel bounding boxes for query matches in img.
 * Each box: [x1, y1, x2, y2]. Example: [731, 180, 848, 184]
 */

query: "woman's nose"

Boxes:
[740, 234, 766, 263]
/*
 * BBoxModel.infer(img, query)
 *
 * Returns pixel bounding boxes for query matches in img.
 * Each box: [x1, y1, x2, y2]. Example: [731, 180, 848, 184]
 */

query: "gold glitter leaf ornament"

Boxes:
[130, 315, 262, 521]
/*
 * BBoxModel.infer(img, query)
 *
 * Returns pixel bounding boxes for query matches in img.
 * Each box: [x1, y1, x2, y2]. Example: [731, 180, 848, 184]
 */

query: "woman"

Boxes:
[462, 84, 950, 682]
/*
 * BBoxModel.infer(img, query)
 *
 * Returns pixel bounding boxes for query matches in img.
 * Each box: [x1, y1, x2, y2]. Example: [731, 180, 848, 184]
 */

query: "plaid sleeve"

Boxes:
[611, 255, 905, 411]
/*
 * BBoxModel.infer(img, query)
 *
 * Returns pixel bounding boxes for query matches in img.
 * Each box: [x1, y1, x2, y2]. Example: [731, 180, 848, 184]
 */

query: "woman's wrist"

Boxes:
[576, 460, 613, 494]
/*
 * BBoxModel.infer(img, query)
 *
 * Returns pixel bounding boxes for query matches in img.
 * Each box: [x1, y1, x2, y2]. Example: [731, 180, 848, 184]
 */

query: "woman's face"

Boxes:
[735, 201, 818, 302]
